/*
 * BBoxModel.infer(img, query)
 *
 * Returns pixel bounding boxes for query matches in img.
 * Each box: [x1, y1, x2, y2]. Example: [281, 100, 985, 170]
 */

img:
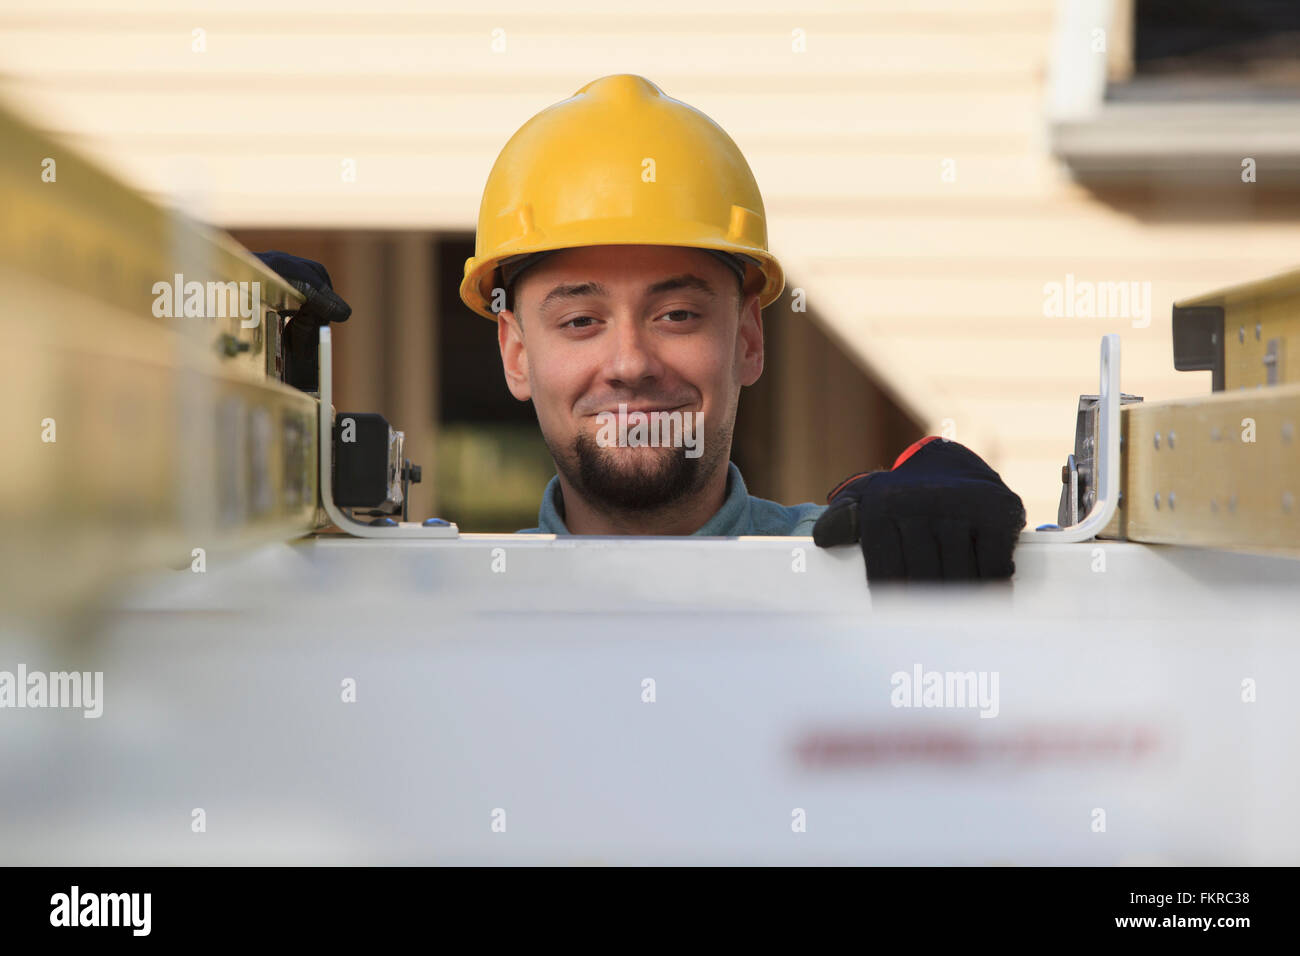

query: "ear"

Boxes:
[736, 292, 764, 387]
[498, 310, 532, 401]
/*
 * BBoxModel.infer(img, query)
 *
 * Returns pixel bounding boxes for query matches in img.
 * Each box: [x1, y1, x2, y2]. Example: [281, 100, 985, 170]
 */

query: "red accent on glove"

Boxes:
[891, 435, 941, 471]
[826, 471, 871, 503]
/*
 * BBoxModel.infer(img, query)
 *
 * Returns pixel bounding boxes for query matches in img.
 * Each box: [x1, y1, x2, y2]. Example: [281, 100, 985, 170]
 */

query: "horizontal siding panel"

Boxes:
[871, 338, 1206, 394]
[10, 90, 1041, 143]
[779, 218, 1300, 262]
[5, 72, 1036, 95]
[770, 275, 1267, 323]
[0, 1, 1054, 24]
[0, 32, 1045, 78]
[57, 144, 1064, 204]
[794, 258, 1297, 282]
[942, 398, 1085, 444]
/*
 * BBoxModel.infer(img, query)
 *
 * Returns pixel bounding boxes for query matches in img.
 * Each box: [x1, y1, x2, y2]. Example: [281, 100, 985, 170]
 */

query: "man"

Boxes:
[261, 74, 1026, 580]
[493, 243, 820, 537]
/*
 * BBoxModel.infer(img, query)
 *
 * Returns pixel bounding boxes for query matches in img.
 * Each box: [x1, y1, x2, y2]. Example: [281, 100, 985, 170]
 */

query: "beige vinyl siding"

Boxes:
[4, 0, 1296, 522]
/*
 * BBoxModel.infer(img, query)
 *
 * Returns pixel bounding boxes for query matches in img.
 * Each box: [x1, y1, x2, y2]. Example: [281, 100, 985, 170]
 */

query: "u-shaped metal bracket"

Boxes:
[1020, 334, 1121, 543]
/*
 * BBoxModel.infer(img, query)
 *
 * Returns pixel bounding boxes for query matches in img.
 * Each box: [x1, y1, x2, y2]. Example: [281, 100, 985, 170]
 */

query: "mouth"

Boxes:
[588, 403, 691, 417]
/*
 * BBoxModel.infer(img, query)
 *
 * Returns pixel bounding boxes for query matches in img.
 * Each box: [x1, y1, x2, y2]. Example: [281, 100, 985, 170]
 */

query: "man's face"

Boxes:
[497, 244, 764, 515]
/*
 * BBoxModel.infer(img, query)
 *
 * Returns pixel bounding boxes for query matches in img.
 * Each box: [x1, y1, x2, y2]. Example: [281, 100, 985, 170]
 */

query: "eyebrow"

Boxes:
[538, 274, 717, 310]
[540, 281, 611, 310]
[645, 274, 718, 298]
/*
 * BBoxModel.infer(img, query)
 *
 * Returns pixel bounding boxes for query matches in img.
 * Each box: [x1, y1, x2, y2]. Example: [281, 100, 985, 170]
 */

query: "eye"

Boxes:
[562, 315, 598, 330]
[659, 309, 700, 323]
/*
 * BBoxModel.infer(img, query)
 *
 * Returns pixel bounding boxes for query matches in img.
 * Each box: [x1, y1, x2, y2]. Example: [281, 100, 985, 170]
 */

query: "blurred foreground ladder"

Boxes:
[0, 101, 321, 619]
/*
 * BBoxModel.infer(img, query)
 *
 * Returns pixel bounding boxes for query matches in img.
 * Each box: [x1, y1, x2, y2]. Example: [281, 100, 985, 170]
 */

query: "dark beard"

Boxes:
[562, 431, 703, 514]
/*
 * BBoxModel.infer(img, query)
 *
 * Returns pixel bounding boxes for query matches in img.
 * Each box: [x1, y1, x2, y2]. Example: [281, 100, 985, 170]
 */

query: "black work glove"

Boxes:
[254, 251, 352, 391]
[813, 437, 1026, 581]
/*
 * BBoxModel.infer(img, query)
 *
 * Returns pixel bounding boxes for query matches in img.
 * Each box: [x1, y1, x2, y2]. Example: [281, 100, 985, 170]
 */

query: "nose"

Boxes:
[603, 316, 663, 388]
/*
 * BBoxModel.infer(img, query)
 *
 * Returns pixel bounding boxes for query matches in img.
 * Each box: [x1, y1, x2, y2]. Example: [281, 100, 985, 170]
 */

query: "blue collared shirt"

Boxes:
[518, 462, 827, 536]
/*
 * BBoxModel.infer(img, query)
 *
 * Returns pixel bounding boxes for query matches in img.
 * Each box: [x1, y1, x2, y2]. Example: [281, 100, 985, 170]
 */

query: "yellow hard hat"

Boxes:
[459, 74, 785, 320]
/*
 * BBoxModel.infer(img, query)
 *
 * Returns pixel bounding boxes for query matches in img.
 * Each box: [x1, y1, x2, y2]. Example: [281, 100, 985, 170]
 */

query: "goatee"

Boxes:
[564, 431, 703, 513]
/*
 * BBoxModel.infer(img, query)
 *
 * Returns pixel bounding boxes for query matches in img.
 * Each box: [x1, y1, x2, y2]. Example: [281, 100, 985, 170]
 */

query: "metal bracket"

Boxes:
[318, 326, 459, 538]
[1061, 452, 1080, 527]
[1021, 334, 1121, 543]
[1264, 337, 1284, 386]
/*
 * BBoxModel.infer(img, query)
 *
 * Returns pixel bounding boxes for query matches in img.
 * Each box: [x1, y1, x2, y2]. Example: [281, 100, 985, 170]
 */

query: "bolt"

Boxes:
[219, 333, 251, 357]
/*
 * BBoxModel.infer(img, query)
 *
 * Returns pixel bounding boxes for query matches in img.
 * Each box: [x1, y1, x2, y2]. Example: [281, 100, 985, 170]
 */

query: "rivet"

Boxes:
[1168, 430, 1176, 449]
[1284, 423, 1294, 443]
[1239, 325, 1246, 343]
[1154, 492, 1161, 510]
[1285, 492, 1295, 514]
[1256, 322, 1262, 340]
[1153, 432, 1161, 450]
[1169, 491, 1176, 510]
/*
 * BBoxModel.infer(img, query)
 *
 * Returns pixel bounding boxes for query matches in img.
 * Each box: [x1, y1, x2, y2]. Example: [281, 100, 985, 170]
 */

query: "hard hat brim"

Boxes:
[461, 236, 784, 321]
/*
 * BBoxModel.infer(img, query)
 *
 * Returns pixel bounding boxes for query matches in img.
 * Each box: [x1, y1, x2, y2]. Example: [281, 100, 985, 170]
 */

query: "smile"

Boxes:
[591, 404, 705, 459]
